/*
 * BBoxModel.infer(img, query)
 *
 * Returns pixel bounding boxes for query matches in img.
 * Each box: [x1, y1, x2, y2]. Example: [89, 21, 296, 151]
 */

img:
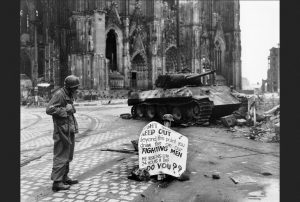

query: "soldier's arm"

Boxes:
[46, 93, 68, 118]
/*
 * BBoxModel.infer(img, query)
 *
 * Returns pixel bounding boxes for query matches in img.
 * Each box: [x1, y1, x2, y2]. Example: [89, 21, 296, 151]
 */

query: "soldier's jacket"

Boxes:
[46, 87, 78, 144]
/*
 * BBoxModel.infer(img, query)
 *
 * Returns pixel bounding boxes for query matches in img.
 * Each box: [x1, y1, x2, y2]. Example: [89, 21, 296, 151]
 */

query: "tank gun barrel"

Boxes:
[185, 70, 216, 79]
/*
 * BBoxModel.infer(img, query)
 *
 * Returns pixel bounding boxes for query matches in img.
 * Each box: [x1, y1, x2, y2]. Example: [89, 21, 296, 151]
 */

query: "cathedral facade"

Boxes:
[20, 0, 242, 91]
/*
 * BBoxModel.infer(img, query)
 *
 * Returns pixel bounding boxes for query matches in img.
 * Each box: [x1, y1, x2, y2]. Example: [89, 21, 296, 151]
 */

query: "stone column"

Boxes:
[123, 17, 130, 88]
[93, 9, 106, 90]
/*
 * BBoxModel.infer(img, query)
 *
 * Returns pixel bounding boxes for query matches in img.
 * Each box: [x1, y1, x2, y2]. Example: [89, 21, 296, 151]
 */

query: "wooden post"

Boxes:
[253, 102, 256, 126]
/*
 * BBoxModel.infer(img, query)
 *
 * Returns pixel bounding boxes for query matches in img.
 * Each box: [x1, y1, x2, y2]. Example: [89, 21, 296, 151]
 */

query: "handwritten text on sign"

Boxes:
[138, 121, 188, 177]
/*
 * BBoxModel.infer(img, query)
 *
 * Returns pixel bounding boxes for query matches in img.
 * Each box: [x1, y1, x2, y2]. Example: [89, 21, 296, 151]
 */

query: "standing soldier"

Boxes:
[46, 75, 80, 191]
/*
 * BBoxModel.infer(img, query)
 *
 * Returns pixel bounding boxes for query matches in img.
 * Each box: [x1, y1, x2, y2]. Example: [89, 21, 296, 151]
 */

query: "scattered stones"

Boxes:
[230, 175, 257, 184]
[158, 181, 171, 188]
[232, 109, 247, 119]
[177, 171, 190, 181]
[127, 166, 150, 182]
[236, 119, 247, 126]
[212, 174, 220, 179]
[230, 177, 239, 184]
[202, 122, 210, 126]
[120, 113, 132, 119]
[261, 172, 272, 176]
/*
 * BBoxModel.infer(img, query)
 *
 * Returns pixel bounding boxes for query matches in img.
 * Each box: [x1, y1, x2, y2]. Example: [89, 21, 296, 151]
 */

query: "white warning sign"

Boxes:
[138, 121, 188, 177]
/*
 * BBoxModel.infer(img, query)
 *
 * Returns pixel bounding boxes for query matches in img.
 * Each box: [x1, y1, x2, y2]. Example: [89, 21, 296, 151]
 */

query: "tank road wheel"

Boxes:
[131, 105, 137, 118]
[158, 105, 168, 120]
[146, 105, 156, 119]
[191, 102, 201, 119]
[183, 104, 193, 121]
[136, 104, 145, 118]
[172, 106, 182, 121]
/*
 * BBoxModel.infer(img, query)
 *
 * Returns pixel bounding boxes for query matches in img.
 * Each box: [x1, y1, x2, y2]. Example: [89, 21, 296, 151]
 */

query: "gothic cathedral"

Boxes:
[20, 0, 242, 90]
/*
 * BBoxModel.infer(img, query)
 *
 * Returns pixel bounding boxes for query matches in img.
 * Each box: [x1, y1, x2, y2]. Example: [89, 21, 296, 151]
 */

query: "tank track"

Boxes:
[130, 99, 213, 125]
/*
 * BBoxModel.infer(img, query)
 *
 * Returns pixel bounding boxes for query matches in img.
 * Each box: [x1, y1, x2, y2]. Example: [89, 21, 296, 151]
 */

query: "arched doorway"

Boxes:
[20, 49, 32, 79]
[165, 46, 178, 73]
[131, 53, 148, 89]
[106, 29, 118, 72]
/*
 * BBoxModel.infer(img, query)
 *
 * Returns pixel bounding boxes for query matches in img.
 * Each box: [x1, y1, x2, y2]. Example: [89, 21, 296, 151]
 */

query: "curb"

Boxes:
[74, 100, 127, 107]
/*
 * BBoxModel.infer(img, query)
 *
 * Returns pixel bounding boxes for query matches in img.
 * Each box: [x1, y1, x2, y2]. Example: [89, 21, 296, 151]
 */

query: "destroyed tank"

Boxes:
[127, 70, 241, 124]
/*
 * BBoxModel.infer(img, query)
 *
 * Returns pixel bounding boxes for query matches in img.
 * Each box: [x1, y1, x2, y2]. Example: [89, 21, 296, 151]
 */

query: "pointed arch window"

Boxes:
[214, 40, 222, 74]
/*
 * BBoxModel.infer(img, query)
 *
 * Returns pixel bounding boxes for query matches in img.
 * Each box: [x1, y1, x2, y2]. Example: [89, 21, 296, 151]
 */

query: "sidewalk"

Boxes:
[73, 99, 127, 107]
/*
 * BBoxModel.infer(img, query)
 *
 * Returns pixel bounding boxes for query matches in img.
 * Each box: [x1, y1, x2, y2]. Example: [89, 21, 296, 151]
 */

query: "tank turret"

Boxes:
[155, 70, 216, 88]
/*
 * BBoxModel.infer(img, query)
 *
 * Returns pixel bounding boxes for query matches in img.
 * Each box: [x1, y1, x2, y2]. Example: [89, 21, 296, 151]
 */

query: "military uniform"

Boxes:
[46, 87, 78, 182]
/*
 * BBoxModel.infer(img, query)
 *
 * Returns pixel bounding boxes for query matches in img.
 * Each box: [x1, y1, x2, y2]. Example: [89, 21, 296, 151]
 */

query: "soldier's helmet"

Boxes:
[163, 114, 174, 122]
[64, 75, 80, 89]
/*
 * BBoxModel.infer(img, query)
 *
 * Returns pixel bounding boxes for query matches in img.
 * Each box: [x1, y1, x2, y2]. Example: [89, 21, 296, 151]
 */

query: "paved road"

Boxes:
[21, 104, 279, 202]
[21, 104, 152, 202]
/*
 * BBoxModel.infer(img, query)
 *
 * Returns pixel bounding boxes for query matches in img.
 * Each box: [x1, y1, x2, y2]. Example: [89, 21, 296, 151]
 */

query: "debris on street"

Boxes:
[127, 166, 151, 181]
[221, 115, 237, 127]
[131, 139, 139, 151]
[223, 94, 279, 142]
[212, 174, 220, 179]
[100, 148, 137, 154]
[177, 170, 190, 181]
[264, 105, 280, 115]
[236, 119, 247, 126]
[229, 175, 257, 184]
[261, 172, 272, 176]
[120, 113, 132, 119]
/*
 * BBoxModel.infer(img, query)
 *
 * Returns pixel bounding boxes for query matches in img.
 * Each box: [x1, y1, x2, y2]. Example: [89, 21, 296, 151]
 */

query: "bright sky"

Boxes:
[240, 0, 279, 85]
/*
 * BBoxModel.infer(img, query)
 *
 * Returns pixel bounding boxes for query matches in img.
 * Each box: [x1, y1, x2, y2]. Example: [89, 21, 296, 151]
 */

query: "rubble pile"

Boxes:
[221, 93, 280, 143]
[246, 106, 279, 142]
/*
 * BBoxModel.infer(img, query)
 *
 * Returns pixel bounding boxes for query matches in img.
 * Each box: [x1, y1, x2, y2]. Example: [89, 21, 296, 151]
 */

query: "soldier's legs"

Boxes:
[51, 132, 71, 182]
[51, 135, 72, 191]
[63, 133, 78, 184]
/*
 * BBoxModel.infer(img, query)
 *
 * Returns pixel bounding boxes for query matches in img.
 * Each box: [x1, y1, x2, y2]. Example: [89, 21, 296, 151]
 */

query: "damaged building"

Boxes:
[262, 46, 280, 93]
[20, 0, 242, 92]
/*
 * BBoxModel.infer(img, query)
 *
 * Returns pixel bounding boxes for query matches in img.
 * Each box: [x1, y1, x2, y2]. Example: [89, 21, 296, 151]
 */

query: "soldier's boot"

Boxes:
[52, 181, 71, 192]
[63, 176, 79, 185]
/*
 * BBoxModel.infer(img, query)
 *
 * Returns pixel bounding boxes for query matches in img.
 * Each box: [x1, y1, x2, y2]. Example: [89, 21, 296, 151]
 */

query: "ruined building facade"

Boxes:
[20, 0, 242, 91]
[263, 47, 280, 93]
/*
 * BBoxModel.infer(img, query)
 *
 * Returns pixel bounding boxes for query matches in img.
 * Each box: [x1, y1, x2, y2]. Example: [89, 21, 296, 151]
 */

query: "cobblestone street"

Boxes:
[21, 104, 153, 202]
[21, 104, 279, 202]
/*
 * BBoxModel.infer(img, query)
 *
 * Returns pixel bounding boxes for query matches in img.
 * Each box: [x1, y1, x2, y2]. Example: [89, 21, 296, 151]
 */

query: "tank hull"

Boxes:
[128, 85, 241, 124]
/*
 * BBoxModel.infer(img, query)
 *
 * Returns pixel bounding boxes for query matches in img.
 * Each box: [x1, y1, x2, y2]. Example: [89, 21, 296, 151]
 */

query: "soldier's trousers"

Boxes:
[51, 132, 75, 182]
